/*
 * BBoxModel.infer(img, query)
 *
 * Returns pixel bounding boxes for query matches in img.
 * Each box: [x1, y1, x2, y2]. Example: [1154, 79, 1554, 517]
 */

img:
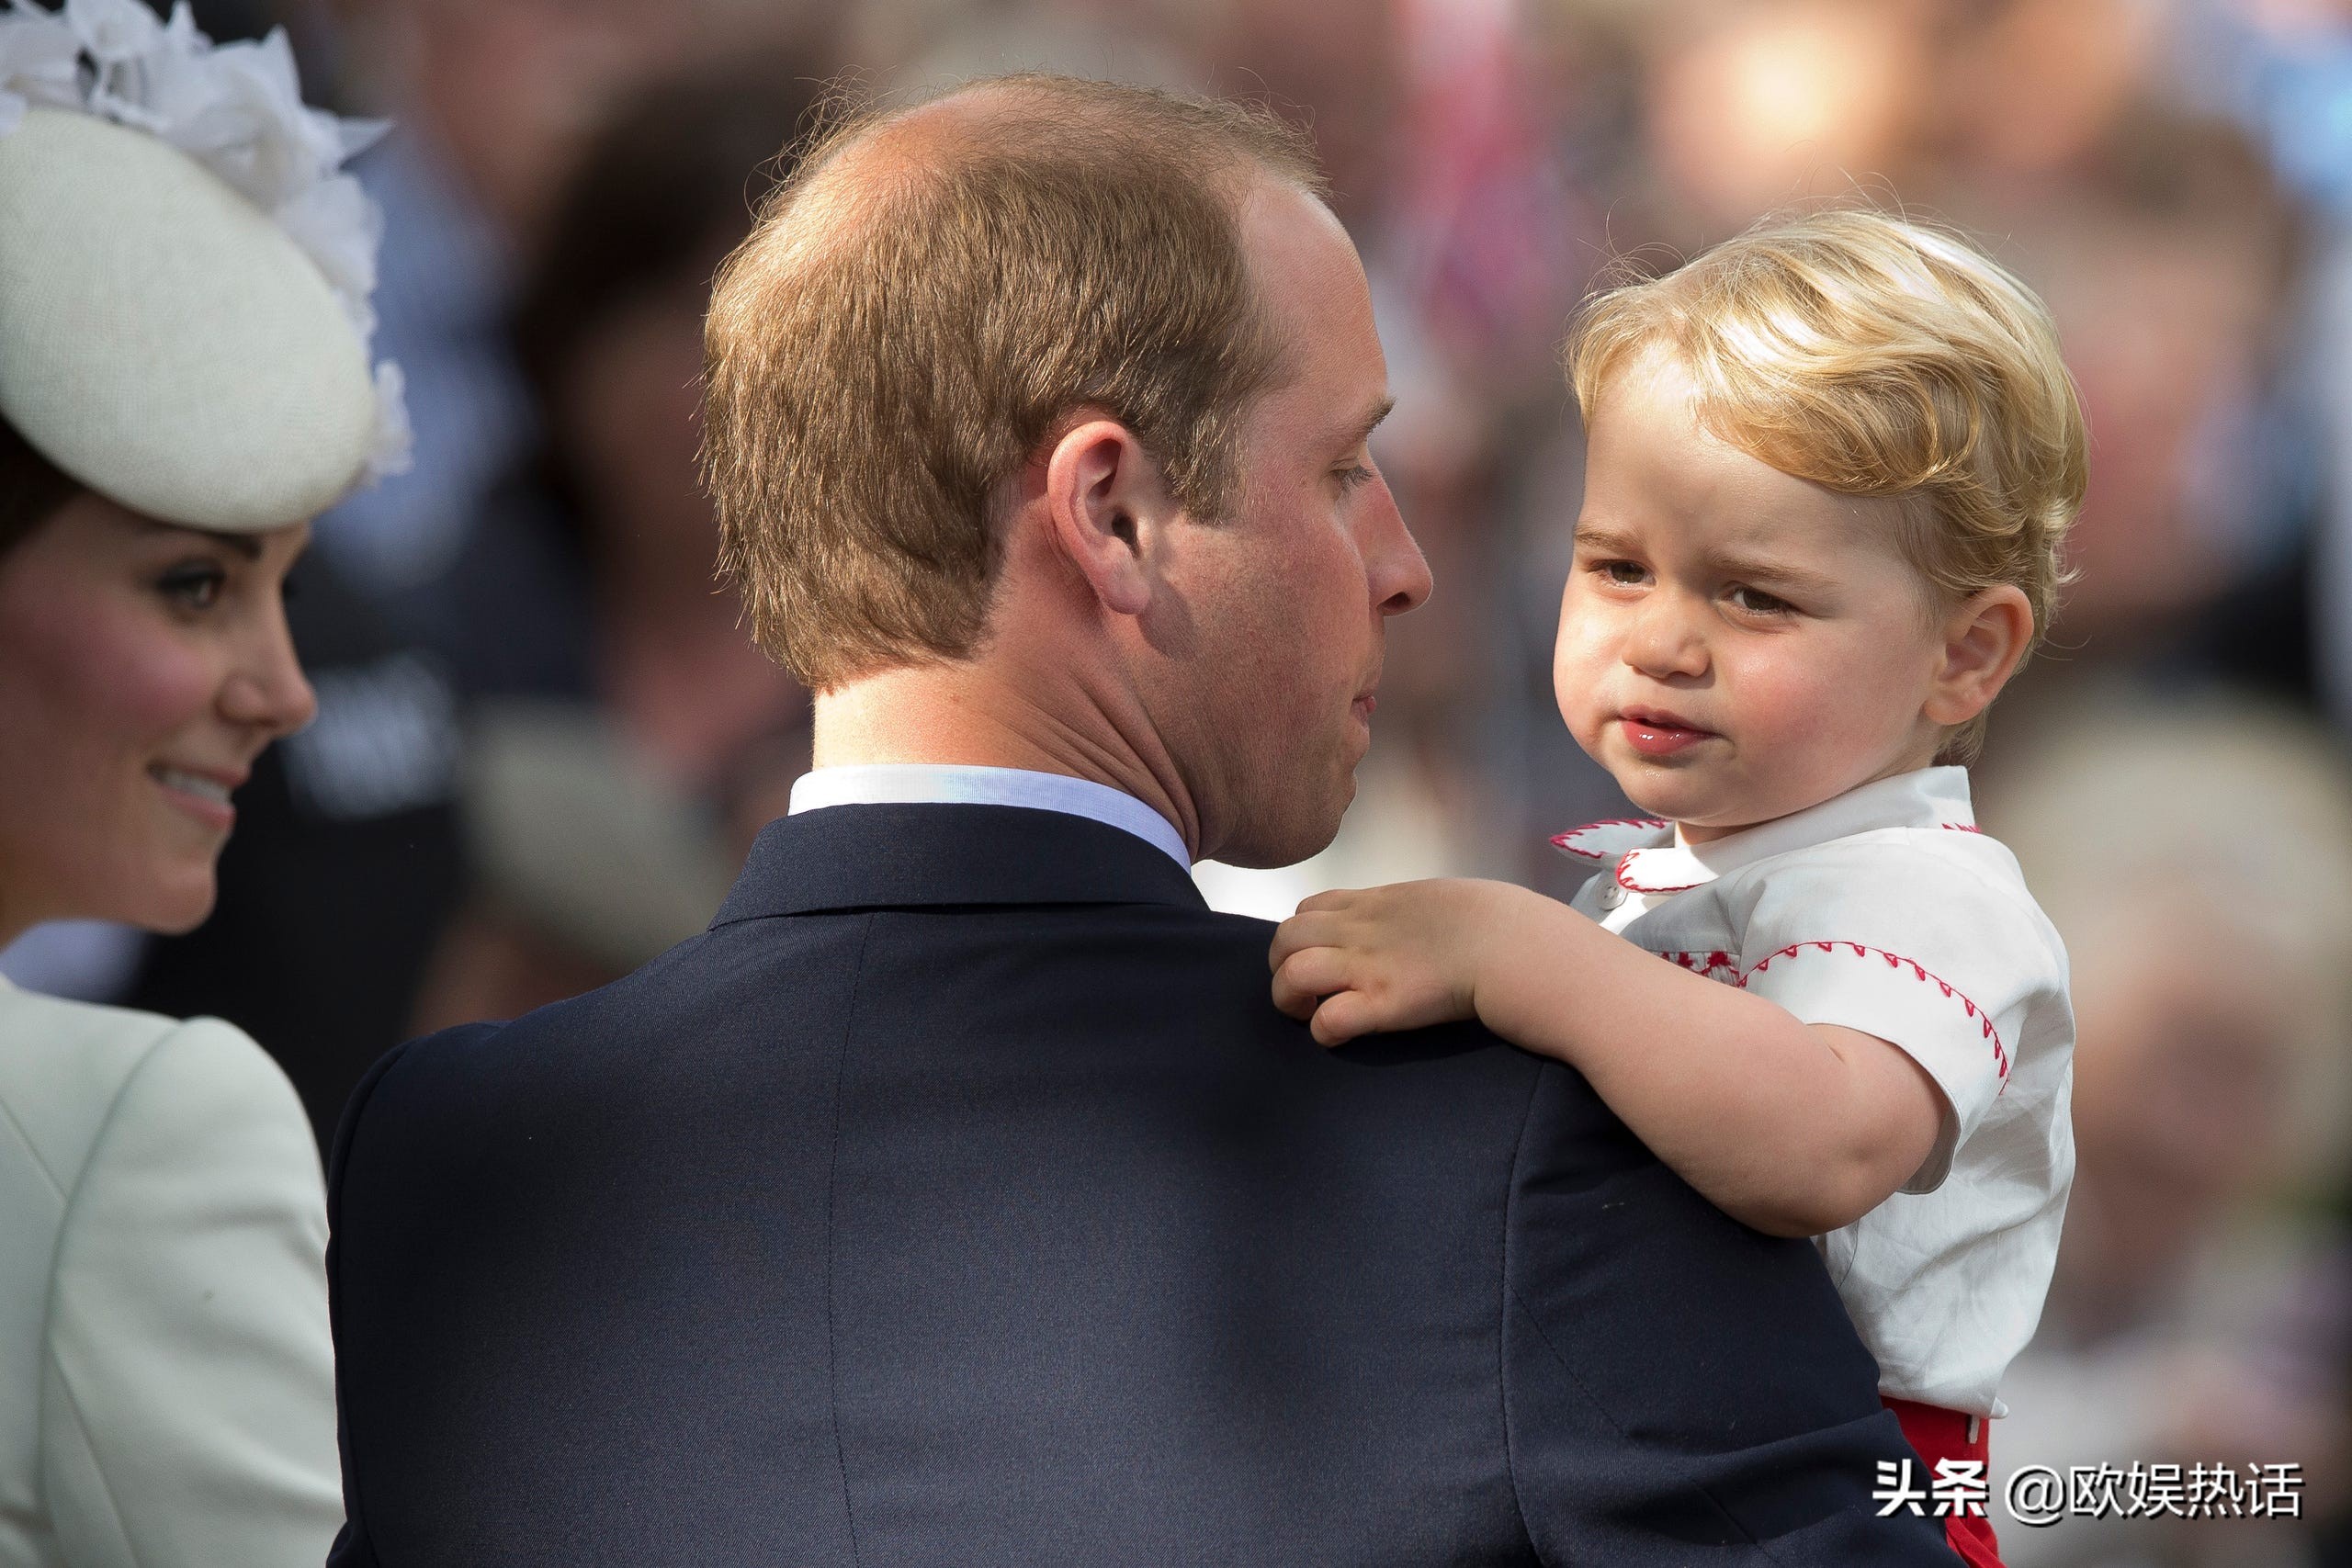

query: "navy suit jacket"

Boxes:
[326, 803, 1954, 1565]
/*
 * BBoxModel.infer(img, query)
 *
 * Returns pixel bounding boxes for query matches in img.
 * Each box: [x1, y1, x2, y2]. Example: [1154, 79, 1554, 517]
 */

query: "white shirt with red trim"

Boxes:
[1552, 765, 2073, 1418]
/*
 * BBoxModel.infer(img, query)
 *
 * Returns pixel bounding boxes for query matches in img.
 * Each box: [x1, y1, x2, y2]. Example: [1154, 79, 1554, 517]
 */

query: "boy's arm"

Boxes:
[1270, 879, 1944, 1237]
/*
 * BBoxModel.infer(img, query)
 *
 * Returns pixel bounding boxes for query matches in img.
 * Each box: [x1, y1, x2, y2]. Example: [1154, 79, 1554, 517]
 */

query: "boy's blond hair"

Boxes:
[1566, 208, 2086, 762]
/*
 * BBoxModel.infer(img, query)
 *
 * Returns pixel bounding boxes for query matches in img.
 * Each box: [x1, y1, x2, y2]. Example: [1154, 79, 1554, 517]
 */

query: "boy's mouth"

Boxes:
[1618, 706, 1715, 758]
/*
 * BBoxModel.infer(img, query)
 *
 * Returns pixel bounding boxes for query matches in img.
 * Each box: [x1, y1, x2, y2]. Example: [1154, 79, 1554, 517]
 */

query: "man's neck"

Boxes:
[812, 662, 1202, 857]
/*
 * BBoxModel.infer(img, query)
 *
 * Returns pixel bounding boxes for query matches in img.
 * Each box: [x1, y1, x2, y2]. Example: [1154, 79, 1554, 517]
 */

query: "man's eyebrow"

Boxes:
[1345, 396, 1397, 453]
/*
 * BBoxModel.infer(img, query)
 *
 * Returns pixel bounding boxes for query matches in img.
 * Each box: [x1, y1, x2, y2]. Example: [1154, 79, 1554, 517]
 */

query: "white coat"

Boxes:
[0, 978, 342, 1567]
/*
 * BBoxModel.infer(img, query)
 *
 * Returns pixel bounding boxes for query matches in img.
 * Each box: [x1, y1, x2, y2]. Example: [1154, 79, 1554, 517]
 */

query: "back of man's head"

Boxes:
[702, 74, 1327, 690]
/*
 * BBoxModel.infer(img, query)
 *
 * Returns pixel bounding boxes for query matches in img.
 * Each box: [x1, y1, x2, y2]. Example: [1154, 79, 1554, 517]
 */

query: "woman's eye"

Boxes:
[1728, 584, 1795, 615]
[156, 562, 228, 611]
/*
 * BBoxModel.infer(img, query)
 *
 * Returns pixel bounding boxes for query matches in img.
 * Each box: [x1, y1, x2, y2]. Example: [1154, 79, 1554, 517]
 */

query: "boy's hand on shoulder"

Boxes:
[1269, 878, 1539, 1046]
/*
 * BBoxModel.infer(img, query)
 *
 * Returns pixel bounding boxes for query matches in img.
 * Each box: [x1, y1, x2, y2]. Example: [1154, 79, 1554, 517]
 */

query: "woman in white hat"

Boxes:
[0, 4, 408, 1563]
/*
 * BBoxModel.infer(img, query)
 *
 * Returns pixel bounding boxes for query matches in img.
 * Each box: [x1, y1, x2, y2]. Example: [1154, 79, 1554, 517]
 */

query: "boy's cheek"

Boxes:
[1550, 639, 1611, 725]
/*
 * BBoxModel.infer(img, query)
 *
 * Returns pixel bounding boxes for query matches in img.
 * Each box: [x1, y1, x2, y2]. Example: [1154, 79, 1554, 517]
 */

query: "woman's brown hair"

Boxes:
[0, 413, 83, 556]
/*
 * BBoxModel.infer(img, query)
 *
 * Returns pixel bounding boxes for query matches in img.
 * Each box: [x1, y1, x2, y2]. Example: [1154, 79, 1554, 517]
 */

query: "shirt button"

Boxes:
[1596, 881, 1626, 910]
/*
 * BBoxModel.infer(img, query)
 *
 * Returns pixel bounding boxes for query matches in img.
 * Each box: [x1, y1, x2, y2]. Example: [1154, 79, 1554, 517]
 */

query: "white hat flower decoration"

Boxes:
[0, 0, 412, 530]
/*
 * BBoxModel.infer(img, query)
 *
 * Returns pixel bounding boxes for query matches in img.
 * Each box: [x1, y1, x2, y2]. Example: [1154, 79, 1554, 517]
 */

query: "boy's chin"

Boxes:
[1624, 783, 1772, 837]
[1611, 763, 1726, 822]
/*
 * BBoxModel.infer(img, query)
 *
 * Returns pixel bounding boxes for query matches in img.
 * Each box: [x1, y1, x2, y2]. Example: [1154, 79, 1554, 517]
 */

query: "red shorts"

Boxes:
[1884, 1397, 2005, 1567]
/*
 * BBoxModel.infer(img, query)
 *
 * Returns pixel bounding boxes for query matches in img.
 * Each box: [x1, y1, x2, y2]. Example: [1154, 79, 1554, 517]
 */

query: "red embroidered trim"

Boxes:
[1939, 822, 1983, 834]
[1659, 940, 2010, 1080]
[1614, 852, 1703, 895]
[1548, 817, 1670, 860]
[1659, 949, 1741, 982]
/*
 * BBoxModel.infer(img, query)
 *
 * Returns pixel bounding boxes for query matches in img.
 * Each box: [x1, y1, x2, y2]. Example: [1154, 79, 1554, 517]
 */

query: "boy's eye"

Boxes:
[1593, 558, 1646, 585]
[1728, 584, 1795, 616]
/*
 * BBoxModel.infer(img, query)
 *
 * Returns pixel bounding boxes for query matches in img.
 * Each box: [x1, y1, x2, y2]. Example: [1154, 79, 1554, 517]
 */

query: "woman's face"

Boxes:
[0, 493, 315, 936]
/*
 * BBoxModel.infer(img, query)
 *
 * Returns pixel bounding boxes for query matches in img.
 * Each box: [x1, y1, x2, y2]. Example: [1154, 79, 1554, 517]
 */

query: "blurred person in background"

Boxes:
[0, 0, 407, 1557]
[408, 54, 830, 1030]
[2157, 0, 2352, 730]
[1983, 693, 2352, 1568]
[1939, 107, 2306, 685]
[307, 0, 790, 623]
[125, 9, 834, 1143]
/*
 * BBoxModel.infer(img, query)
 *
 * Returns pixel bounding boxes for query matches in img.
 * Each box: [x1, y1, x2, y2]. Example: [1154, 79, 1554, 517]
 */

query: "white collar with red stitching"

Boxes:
[1550, 765, 1979, 897]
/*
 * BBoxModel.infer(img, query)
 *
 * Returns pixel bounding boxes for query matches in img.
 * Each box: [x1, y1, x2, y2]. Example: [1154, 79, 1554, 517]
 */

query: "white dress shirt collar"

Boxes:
[788, 764, 1192, 870]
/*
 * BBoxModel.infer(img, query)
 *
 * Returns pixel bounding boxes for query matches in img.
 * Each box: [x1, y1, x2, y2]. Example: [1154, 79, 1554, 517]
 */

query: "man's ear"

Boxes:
[1922, 583, 2034, 728]
[1041, 417, 1170, 618]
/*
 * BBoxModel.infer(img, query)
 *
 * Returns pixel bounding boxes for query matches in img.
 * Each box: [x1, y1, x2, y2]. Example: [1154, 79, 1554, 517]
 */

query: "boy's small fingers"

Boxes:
[1270, 921, 1345, 982]
[1309, 990, 1376, 1048]
[1295, 888, 1362, 916]
[1272, 949, 1344, 1020]
[1271, 970, 1316, 1021]
[1268, 915, 1314, 969]
[1279, 944, 1374, 1029]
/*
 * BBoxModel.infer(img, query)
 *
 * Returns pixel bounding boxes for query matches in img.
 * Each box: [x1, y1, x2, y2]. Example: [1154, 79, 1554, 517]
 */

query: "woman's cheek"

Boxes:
[76, 597, 219, 744]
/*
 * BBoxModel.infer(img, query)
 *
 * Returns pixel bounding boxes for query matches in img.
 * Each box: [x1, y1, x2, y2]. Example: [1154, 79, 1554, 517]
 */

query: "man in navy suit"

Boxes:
[325, 74, 1955, 1564]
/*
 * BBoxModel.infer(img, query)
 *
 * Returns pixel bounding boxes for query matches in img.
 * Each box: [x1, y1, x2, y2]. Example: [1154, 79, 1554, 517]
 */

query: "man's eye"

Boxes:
[1335, 463, 1376, 492]
[1728, 584, 1795, 615]
[156, 562, 228, 610]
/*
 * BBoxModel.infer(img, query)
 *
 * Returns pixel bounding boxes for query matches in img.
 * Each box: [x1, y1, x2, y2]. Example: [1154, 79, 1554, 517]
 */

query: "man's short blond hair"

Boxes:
[702, 74, 1325, 690]
[1566, 208, 2086, 761]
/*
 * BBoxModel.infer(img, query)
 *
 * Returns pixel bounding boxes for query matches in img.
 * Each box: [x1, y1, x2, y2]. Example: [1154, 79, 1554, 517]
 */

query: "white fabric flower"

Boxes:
[0, 0, 409, 497]
[120, 7, 244, 152]
[0, 5, 82, 136]
[277, 172, 381, 333]
[367, 361, 414, 481]
[337, 112, 389, 163]
[179, 29, 343, 208]
[63, 0, 157, 65]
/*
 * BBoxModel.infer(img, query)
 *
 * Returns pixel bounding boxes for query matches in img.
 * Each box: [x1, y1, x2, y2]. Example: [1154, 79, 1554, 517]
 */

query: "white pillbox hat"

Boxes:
[0, 0, 408, 533]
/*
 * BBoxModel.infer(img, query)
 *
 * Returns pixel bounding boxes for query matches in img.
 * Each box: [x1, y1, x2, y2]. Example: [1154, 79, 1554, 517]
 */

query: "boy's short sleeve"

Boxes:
[1723, 838, 2064, 1193]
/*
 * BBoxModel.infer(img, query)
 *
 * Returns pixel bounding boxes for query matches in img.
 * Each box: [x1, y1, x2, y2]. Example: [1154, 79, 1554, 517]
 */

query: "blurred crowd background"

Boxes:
[9, 0, 2352, 1561]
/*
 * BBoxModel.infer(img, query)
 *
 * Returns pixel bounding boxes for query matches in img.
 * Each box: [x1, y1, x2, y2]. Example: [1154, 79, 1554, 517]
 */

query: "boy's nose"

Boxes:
[1625, 598, 1709, 680]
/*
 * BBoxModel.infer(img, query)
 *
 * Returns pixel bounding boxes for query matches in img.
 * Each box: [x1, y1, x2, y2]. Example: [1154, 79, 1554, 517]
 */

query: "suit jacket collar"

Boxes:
[712, 802, 1209, 923]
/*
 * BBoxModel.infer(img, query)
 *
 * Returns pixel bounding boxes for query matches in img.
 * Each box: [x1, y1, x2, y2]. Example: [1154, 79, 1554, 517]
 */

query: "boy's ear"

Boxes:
[1039, 417, 1175, 618]
[1922, 584, 2034, 728]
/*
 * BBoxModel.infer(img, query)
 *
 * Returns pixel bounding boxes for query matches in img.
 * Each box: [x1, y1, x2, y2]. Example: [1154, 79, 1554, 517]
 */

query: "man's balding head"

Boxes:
[702, 73, 1327, 689]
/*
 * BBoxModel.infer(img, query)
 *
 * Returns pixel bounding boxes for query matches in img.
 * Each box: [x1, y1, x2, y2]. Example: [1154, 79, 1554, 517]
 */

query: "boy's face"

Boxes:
[1555, 347, 1951, 840]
